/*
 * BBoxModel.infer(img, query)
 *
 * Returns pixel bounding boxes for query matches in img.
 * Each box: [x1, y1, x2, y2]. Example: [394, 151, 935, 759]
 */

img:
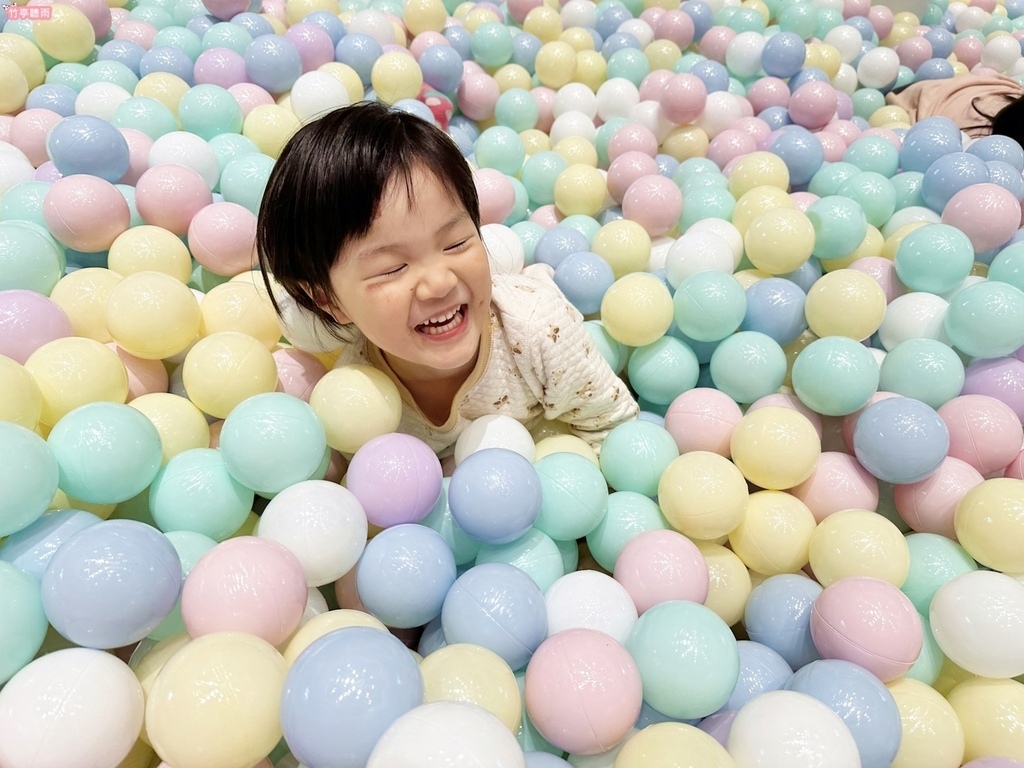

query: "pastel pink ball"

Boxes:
[654, 10, 695, 49]
[607, 123, 659, 162]
[344, 433, 443, 528]
[42, 175, 130, 252]
[621, 175, 683, 237]
[787, 81, 837, 130]
[747, 393, 823, 439]
[613, 529, 709, 614]
[1005, 448, 1024, 480]
[664, 388, 744, 457]
[228, 83, 275, 116]
[524, 628, 643, 756]
[746, 76, 790, 113]
[180, 536, 307, 646]
[938, 394, 1023, 475]
[473, 168, 516, 226]
[456, 72, 500, 121]
[894, 455, 984, 539]
[708, 129, 757, 170]
[607, 151, 659, 204]
[195, 48, 249, 89]
[698, 25, 735, 63]
[273, 348, 327, 402]
[9, 108, 62, 167]
[791, 452, 879, 523]
[817, 131, 847, 163]
[283, 23, 335, 72]
[113, 20, 157, 48]
[896, 36, 933, 70]
[0, 289, 73, 364]
[135, 164, 213, 237]
[107, 342, 169, 401]
[202, 0, 249, 21]
[953, 36, 983, 69]
[61, 0, 111, 37]
[867, 4, 894, 38]
[848, 256, 907, 303]
[810, 576, 923, 682]
[941, 183, 1021, 254]
[639, 70, 674, 103]
[660, 73, 707, 125]
[531, 86, 555, 133]
[118, 128, 154, 186]
[187, 201, 258, 276]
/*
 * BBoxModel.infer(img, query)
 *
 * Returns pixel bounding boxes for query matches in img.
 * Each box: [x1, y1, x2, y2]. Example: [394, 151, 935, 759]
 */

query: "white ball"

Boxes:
[630, 100, 673, 143]
[727, 690, 861, 768]
[695, 91, 746, 139]
[665, 230, 736, 288]
[275, 291, 345, 353]
[647, 235, 675, 272]
[811, 0, 843, 11]
[831, 63, 859, 95]
[955, 5, 989, 31]
[0, 648, 144, 768]
[561, 0, 596, 29]
[617, 19, 654, 48]
[947, 0, 968, 17]
[881, 206, 942, 239]
[257, 480, 368, 586]
[981, 34, 1022, 75]
[74, 82, 131, 121]
[346, 8, 394, 45]
[686, 218, 744, 267]
[366, 701, 526, 768]
[549, 110, 597, 145]
[726, 31, 767, 79]
[482, 222, 525, 275]
[544, 570, 638, 645]
[454, 414, 536, 465]
[149, 132, 220, 190]
[290, 71, 352, 124]
[554, 83, 598, 119]
[930, 570, 1024, 679]
[856, 47, 901, 90]
[596, 78, 640, 123]
[0, 145, 35, 196]
[824, 25, 864, 64]
[877, 292, 951, 350]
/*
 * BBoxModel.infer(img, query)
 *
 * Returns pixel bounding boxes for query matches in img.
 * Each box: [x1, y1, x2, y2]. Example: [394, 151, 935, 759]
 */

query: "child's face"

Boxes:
[325, 165, 492, 384]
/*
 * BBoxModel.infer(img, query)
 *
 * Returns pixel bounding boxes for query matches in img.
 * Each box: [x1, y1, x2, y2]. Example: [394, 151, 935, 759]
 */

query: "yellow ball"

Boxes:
[869, 105, 911, 128]
[181, 331, 278, 419]
[592, 219, 651, 278]
[600, 272, 673, 347]
[732, 268, 770, 289]
[742, 0, 770, 24]
[731, 186, 794, 238]
[728, 490, 816, 576]
[318, 62, 364, 102]
[133, 633, 191, 745]
[948, 678, 1024, 762]
[881, 221, 928, 259]
[0, 55, 28, 113]
[534, 40, 576, 88]
[524, 6, 563, 42]
[659, 125, 709, 162]
[145, 632, 286, 768]
[886, 677, 965, 768]
[808, 508, 910, 587]
[32, 3, 95, 62]
[135, 72, 189, 114]
[728, 151, 791, 199]
[743, 207, 815, 275]
[804, 268, 887, 341]
[814, 43, 842, 79]
[403, 0, 446, 34]
[572, 49, 607, 92]
[129, 392, 212, 463]
[493, 63, 532, 92]
[49, 268, 124, 342]
[285, 0, 338, 23]
[0, 355, 43, 430]
[644, 39, 683, 71]
[0, 32, 46, 90]
[560, 26, 596, 52]
[283, 610, 386, 664]
[24, 337, 128, 427]
[199, 281, 282, 349]
[819, 225, 883, 271]
[616, 723, 736, 768]
[695, 541, 752, 626]
[730, 406, 821, 491]
[533, 434, 599, 466]
[954, 477, 1024, 573]
[552, 135, 598, 167]
[309, 364, 402, 454]
[371, 51, 424, 104]
[106, 271, 201, 360]
[520, 128, 552, 155]
[419, 643, 522, 734]
[243, 104, 300, 159]
[553, 163, 606, 217]
[659, 451, 749, 540]
[107, 226, 192, 283]
[463, 6, 500, 32]
[932, 655, 977, 698]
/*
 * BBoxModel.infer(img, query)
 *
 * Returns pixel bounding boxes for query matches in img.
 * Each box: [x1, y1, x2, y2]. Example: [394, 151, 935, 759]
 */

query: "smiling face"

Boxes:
[324, 165, 492, 388]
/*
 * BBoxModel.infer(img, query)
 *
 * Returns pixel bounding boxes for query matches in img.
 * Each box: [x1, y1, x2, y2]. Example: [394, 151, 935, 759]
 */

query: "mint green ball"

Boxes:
[0, 221, 66, 295]
[879, 338, 964, 409]
[534, 452, 609, 541]
[476, 528, 564, 593]
[586, 491, 669, 572]
[219, 153, 275, 214]
[792, 336, 880, 416]
[178, 84, 244, 141]
[0, 562, 48, 684]
[599, 420, 679, 497]
[895, 223, 974, 295]
[709, 331, 787, 405]
[901, 532, 977, 615]
[110, 96, 179, 140]
[0, 181, 49, 229]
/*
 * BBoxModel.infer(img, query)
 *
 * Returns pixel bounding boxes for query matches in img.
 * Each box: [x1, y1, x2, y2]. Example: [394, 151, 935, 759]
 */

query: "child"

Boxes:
[885, 72, 1024, 140]
[257, 101, 639, 456]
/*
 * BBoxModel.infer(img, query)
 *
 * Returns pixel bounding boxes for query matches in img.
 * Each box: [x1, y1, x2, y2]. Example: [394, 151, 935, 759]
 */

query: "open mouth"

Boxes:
[416, 305, 467, 336]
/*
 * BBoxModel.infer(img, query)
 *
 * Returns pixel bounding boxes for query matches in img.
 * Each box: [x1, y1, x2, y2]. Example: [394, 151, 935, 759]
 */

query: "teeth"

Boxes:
[419, 306, 464, 335]
[425, 307, 459, 325]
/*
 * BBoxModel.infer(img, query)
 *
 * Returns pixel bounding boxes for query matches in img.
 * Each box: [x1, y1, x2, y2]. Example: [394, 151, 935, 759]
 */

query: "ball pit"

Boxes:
[4, 0, 1024, 761]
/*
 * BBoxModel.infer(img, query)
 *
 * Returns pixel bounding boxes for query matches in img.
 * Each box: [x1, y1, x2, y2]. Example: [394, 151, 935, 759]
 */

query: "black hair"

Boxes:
[257, 101, 481, 340]
[969, 92, 1024, 146]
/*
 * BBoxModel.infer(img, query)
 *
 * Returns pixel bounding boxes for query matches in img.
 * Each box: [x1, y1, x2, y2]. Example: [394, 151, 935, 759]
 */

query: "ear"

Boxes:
[302, 283, 351, 325]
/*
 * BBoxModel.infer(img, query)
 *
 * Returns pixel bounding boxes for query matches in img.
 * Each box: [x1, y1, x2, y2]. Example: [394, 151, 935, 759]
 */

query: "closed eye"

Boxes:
[378, 264, 406, 278]
[445, 238, 470, 252]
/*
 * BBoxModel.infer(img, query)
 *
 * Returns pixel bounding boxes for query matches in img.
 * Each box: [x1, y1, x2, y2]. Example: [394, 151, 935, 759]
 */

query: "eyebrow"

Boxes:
[360, 211, 472, 260]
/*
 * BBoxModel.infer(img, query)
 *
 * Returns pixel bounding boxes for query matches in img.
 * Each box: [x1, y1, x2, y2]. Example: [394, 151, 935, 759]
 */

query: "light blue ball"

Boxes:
[0, 508, 101, 581]
[967, 133, 1024, 170]
[47, 403, 162, 506]
[599, 420, 679, 497]
[635, 700, 700, 728]
[533, 452, 608, 541]
[898, 116, 962, 174]
[769, 126, 824, 187]
[673, 270, 747, 342]
[921, 151, 990, 212]
[419, 43, 464, 94]
[743, 573, 823, 670]
[779, 255, 822, 293]
[724, 640, 794, 712]
[230, 11, 273, 38]
[24, 83, 78, 116]
[443, 24, 472, 60]
[218, 392, 327, 497]
[900, 532, 977, 615]
[45, 114, 130, 182]
[41, 520, 181, 649]
[709, 331, 787, 405]
[418, 614, 447, 656]
[524, 752, 573, 768]
[511, 32, 541, 73]
[785, 659, 902, 768]
[302, 10, 346, 46]
[740, 277, 807, 345]
[627, 336, 700, 406]
[356, 524, 457, 628]
[533, 225, 590, 270]
[853, 397, 949, 484]
[419, 478, 481, 566]
[554, 251, 615, 316]
[791, 336, 880, 416]
[944, 280, 1024, 359]
[448, 448, 542, 545]
[281, 627, 424, 768]
[441, 562, 547, 671]
[94, 43, 146, 78]
[243, 35, 301, 92]
[586, 491, 669, 572]
[878, 338, 964, 409]
[475, 528, 565, 592]
[985, 159, 1024, 201]
[139, 45, 195, 84]
[0, 561, 48, 685]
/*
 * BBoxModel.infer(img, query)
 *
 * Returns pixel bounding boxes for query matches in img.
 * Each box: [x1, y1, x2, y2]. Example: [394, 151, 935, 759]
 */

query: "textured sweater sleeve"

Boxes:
[494, 273, 639, 451]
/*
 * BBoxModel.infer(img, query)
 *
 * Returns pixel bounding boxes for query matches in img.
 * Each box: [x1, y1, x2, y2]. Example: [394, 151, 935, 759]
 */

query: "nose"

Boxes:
[413, 261, 459, 301]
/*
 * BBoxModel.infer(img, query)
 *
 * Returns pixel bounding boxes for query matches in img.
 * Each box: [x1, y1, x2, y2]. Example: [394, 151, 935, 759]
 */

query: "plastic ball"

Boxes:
[725, 639, 795, 712]
[282, 608, 387, 664]
[853, 397, 949, 485]
[921, 152, 990, 214]
[532, 451, 608, 541]
[181, 535, 307, 645]
[441, 563, 547, 672]
[41, 174, 129, 253]
[454, 413, 535, 466]
[663, 387, 743, 457]
[613, 528, 708, 615]
[894, 456, 982, 540]
[811, 576, 923, 682]
[621, 174, 682, 237]
[730, 406, 821, 491]
[657, 450, 748, 541]
[728, 490, 816, 576]
[617, 723, 734, 768]
[25, 337, 130, 427]
[945, 280, 1024, 360]
[743, 208, 815, 277]
[181, 331, 278, 418]
[886, 677, 965, 768]
[791, 336, 880, 417]
[893, 223, 975, 296]
[673, 270, 747, 343]
[0, 649, 143, 768]
[708, 331, 788, 405]
[947, 678, 1024, 764]
[804, 267, 886, 341]
[134, 163, 213, 237]
[105, 270, 202, 360]
[954, 477, 1024, 575]
[626, 599, 738, 720]
[598, 419, 678, 497]
[306, 364, 401, 454]
[128, 391, 210, 463]
[808, 508, 911, 587]
[591, 219, 653, 278]
[448, 448, 541, 545]
[600, 272, 673, 347]
[877, 291, 950, 351]
[744, 573, 823, 670]
[544, 570, 637, 644]
[0, 560, 47, 684]
[878, 339, 964, 409]
[938, 394, 1021, 476]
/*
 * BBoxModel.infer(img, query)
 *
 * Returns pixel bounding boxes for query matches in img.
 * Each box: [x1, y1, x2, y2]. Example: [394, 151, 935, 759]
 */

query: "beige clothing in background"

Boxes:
[885, 73, 1024, 137]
